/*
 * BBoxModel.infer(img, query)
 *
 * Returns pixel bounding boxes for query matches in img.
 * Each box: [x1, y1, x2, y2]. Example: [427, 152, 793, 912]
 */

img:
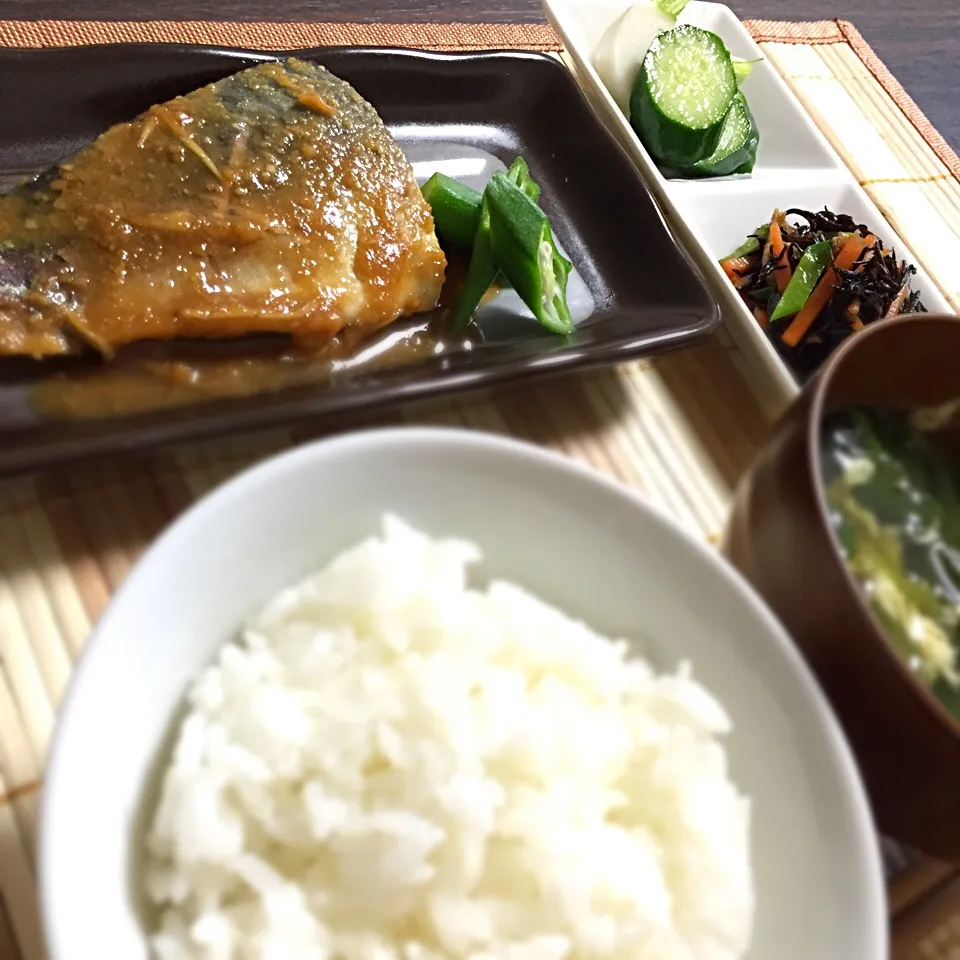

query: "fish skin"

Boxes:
[0, 57, 446, 358]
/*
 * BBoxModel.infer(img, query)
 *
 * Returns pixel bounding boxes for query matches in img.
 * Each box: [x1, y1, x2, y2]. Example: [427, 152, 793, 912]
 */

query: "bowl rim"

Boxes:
[805, 312, 960, 740]
[37, 424, 887, 958]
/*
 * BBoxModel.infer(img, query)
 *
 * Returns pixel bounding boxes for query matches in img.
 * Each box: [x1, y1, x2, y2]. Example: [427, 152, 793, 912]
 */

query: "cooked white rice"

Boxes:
[144, 515, 753, 959]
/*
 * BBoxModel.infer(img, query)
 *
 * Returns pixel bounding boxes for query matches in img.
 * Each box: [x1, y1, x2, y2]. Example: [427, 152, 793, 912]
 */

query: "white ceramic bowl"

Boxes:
[39, 427, 885, 959]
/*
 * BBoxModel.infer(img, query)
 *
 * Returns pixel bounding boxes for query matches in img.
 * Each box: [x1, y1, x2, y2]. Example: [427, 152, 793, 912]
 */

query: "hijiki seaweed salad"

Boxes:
[721, 208, 926, 378]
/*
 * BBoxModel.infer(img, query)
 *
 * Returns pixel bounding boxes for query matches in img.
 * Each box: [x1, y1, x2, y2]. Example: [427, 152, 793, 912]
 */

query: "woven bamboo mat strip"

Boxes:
[0, 19, 562, 50]
[745, 19, 960, 312]
[0, 16, 956, 959]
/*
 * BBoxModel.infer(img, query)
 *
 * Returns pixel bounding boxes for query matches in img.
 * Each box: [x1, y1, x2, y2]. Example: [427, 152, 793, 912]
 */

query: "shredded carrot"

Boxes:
[296, 90, 338, 115]
[782, 232, 875, 348]
[753, 307, 768, 329]
[721, 256, 753, 288]
[767, 220, 792, 293]
[845, 298, 861, 328]
[264, 63, 338, 116]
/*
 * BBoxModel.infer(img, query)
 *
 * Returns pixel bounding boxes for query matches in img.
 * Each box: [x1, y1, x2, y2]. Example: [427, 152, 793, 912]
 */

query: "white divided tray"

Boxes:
[543, 0, 954, 411]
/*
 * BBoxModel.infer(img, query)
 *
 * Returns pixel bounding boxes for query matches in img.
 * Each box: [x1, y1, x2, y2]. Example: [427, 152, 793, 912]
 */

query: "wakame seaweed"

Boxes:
[821, 405, 960, 721]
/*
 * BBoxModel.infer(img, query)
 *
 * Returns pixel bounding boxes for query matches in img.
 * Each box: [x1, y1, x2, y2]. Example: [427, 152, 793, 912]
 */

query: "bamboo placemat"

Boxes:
[0, 17, 957, 960]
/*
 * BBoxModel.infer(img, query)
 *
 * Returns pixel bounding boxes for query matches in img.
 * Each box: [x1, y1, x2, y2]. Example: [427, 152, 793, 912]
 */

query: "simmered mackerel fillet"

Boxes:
[0, 58, 446, 358]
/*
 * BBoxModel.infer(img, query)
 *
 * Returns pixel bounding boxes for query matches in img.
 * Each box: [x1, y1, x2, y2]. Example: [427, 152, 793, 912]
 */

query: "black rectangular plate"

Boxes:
[0, 44, 719, 475]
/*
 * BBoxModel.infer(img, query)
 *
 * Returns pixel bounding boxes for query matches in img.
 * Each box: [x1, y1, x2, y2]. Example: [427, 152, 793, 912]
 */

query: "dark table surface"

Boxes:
[0, 0, 954, 152]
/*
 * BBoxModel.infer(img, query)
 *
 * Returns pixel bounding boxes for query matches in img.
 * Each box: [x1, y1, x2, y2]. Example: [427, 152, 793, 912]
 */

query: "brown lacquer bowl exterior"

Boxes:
[725, 313, 960, 860]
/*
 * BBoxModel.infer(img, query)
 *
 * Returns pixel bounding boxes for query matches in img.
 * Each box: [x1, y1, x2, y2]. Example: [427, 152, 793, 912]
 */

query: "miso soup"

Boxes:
[820, 404, 960, 720]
